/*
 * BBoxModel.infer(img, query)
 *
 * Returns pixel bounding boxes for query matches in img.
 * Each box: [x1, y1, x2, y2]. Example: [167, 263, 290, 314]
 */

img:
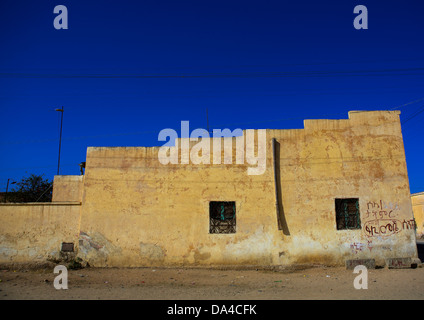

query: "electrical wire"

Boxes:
[1, 97, 423, 145]
[402, 104, 424, 125]
[0, 67, 424, 79]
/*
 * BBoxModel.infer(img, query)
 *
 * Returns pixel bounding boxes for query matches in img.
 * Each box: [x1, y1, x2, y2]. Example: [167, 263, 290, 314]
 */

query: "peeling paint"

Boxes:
[78, 231, 122, 267]
[139, 242, 165, 261]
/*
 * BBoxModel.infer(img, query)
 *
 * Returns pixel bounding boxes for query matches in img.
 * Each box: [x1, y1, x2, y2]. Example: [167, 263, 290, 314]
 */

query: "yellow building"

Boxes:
[0, 110, 420, 268]
[412, 192, 424, 238]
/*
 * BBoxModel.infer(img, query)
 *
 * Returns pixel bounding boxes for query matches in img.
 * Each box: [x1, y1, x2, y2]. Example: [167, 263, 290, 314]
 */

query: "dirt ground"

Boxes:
[0, 263, 423, 300]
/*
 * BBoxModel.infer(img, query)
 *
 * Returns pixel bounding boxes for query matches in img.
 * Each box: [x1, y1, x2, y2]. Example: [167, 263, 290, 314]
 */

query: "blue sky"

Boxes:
[0, 0, 423, 193]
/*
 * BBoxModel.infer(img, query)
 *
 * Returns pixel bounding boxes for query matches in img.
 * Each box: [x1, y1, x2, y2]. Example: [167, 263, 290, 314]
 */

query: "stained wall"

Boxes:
[412, 192, 424, 238]
[76, 110, 418, 267]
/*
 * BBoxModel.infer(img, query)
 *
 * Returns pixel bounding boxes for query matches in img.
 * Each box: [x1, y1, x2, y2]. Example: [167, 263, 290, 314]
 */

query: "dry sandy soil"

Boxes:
[0, 264, 423, 300]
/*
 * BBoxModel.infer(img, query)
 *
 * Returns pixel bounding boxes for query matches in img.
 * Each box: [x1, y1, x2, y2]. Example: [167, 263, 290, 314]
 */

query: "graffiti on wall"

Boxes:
[363, 200, 415, 237]
[350, 240, 373, 254]
[348, 199, 415, 254]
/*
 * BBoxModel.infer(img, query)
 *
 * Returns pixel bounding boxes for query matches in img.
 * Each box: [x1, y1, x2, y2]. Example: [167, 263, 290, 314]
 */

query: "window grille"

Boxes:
[335, 198, 361, 230]
[209, 201, 236, 234]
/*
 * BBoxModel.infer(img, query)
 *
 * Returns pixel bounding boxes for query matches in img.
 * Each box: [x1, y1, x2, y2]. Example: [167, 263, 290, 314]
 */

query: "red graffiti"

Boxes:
[364, 219, 415, 237]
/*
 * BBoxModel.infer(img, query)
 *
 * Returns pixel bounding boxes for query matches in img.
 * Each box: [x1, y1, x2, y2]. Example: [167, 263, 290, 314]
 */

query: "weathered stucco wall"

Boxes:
[52, 175, 83, 202]
[78, 144, 278, 267]
[272, 111, 417, 266]
[76, 110, 418, 267]
[412, 192, 424, 238]
[0, 111, 416, 268]
[0, 202, 81, 264]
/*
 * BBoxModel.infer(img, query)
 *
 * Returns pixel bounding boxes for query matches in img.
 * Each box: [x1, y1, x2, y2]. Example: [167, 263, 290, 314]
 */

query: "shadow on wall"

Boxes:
[273, 139, 290, 235]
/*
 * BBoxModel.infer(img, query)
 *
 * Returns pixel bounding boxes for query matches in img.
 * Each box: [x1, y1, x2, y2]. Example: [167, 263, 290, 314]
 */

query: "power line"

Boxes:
[170, 57, 424, 70]
[0, 67, 424, 79]
[0, 100, 421, 146]
[402, 104, 424, 125]
[1, 84, 423, 100]
[2, 56, 424, 74]
[0, 112, 349, 145]
[0, 129, 160, 145]
[390, 97, 424, 110]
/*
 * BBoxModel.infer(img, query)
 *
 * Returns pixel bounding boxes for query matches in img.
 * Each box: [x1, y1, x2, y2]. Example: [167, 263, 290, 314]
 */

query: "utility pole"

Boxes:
[55, 107, 64, 175]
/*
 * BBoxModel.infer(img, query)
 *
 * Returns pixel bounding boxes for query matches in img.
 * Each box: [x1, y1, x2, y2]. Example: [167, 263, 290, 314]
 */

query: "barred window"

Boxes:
[209, 201, 236, 234]
[335, 198, 361, 230]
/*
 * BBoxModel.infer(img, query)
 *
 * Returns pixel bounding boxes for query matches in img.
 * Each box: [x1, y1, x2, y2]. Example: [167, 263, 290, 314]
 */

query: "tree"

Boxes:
[9, 173, 53, 202]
